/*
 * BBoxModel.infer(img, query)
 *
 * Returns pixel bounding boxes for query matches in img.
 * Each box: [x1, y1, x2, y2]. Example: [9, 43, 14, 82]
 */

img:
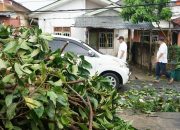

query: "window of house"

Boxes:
[99, 32, 113, 48]
[54, 27, 71, 36]
[141, 31, 159, 42]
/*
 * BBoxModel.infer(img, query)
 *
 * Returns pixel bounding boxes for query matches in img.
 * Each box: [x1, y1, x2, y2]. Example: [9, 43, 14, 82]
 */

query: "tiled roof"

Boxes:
[75, 16, 154, 29]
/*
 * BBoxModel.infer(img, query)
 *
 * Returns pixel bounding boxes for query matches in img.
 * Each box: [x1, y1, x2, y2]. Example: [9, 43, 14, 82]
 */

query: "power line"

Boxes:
[0, 1, 178, 14]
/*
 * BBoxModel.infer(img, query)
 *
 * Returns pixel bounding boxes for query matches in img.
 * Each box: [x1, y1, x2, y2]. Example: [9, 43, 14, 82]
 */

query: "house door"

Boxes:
[89, 31, 99, 50]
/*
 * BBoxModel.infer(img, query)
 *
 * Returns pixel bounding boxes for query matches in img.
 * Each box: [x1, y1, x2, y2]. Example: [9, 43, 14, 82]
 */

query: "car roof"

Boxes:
[52, 35, 82, 43]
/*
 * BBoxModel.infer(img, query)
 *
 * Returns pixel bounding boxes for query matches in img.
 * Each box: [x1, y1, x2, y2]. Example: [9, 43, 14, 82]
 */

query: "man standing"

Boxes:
[117, 36, 127, 62]
[155, 37, 170, 83]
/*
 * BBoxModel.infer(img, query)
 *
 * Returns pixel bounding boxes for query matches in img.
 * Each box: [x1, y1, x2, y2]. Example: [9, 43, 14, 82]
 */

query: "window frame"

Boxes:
[99, 32, 114, 49]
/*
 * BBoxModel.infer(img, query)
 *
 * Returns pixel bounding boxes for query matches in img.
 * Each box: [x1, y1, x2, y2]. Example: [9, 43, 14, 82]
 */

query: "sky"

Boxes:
[14, 0, 56, 10]
[14, 0, 119, 11]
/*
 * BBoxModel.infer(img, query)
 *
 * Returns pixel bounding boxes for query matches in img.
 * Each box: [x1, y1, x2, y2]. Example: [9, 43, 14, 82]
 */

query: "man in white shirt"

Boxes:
[117, 36, 127, 62]
[155, 37, 170, 83]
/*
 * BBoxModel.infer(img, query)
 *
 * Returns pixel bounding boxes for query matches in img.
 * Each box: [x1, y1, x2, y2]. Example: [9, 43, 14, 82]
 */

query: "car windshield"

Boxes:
[80, 41, 104, 55]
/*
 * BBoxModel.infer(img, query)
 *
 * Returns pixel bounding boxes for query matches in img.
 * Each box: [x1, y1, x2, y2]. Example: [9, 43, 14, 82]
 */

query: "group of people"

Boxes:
[117, 36, 174, 84]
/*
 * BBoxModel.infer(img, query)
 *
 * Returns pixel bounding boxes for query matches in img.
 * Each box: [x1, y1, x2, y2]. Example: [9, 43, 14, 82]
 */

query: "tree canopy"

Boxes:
[121, 0, 172, 23]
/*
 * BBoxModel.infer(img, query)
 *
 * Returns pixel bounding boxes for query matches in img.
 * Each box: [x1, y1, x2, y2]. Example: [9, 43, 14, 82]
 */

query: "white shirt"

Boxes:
[157, 42, 168, 63]
[117, 41, 127, 62]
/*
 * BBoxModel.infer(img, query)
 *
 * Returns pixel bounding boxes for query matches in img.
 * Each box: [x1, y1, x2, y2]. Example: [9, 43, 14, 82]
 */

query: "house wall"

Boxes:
[0, 3, 4, 11]
[2, 17, 20, 27]
[37, 0, 87, 41]
[0, 0, 29, 27]
[99, 29, 128, 56]
[86, 0, 102, 8]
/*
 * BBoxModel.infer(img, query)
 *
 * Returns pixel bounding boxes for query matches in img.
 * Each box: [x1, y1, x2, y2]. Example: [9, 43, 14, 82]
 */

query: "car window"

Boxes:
[49, 38, 89, 56]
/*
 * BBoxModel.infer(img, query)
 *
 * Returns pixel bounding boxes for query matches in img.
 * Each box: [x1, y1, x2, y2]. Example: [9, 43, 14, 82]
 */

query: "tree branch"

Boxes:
[66, 84, 87, 106]
[87, 96, 93, 130]
[65, 80, 85, 84]
[60, 41, 69, 54]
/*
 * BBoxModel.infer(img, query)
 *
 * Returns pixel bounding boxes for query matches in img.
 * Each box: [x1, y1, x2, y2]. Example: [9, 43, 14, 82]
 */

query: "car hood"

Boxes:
[100, 54, 127, 64]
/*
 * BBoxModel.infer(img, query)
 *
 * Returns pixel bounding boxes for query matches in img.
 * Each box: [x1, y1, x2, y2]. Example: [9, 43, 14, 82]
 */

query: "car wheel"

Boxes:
[102, 73, 121, 88]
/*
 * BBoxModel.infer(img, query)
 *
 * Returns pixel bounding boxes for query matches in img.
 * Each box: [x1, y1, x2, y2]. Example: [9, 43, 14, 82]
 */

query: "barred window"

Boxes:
[54, 27, 71, 36]
[99, 32, 113, 48]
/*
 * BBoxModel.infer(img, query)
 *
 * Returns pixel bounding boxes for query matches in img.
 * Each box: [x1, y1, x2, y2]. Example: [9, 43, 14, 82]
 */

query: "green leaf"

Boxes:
[28, 36, 37, 43]
[19, 39, 31, 50]
[6, 103, 17, 120]
[60, 116, 70, 126]
[14, 63, 24, 78]
[24, 97, 42, 109]
[5, 94, 13, 107]
[3, 41, 19, 53]
[5, 121, 14, 130]
[46, 101, 55, 119]
[106, 109, 113, 120]
[72, 65, 78, 75]
[56, 95, 68, 106]
[47, 91, 58, 106]
[30, 49, 40, 57]
[56, 118, 64, 129]
[34, 106, 44, 118]
[48, 79, 62, 87]
[78, 108, 87, 120]
[89, 97, 98, 110]
[0, 59, 7, 69]
[93, 121, 101, 129]
[2, 73, 14, 83]
[79, 123, 88, 130]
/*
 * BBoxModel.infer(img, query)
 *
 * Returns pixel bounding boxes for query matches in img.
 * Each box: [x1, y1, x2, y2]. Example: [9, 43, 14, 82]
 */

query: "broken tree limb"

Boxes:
[87, 96, 93, 130]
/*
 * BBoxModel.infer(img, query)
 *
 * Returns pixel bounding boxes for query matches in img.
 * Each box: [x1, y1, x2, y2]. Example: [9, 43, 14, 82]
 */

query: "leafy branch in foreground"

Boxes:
[0, 25, 134, 130]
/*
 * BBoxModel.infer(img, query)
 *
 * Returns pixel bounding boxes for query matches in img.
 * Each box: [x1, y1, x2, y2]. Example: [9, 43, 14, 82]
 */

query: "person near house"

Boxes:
[155, 37, 171, 83]
[117, 36, 127, 62]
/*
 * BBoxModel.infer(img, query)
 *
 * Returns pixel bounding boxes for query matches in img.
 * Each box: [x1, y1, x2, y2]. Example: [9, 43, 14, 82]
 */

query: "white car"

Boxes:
[49, 35, 130, 88]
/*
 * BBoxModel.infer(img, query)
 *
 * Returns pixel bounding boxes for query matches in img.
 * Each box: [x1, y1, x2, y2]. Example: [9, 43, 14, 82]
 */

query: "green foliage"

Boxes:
[119, 87, 180, 113]
[168, 45, 180, 69]
[121, 0, 172, 23]
[0, 25, 134, 130]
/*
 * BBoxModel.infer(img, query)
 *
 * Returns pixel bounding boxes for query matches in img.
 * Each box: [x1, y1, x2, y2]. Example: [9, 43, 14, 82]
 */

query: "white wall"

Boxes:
[99, 29, 128, 56]
[36, 0, 86, 41]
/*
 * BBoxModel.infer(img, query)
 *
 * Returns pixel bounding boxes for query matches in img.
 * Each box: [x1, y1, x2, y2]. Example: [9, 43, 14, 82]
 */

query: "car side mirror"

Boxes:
[88, 50, 95, 57]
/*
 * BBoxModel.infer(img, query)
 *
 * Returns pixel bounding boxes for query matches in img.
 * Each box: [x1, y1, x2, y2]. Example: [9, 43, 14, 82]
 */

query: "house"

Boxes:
[0, 0, 30, 27]
[30, 0, 153, 56]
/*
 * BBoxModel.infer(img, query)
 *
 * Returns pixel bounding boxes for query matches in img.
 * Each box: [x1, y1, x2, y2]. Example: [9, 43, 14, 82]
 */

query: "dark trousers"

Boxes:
[155, 62, 170, 80]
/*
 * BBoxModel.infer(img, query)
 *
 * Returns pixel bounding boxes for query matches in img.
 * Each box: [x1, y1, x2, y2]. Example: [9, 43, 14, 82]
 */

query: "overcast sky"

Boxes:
[15, 0, 57, 10]
[14, 0, 119, 11]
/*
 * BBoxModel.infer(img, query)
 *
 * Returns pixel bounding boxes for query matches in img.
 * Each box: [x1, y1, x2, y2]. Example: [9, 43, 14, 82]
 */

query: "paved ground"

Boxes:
[120, 66, 180, 92]
[119, 66, 180, 130]
[119, 111, 180, 130]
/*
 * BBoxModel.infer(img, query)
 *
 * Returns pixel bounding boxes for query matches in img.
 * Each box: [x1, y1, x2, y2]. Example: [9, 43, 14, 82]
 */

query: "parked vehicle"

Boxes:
[49, 35, 130, 88]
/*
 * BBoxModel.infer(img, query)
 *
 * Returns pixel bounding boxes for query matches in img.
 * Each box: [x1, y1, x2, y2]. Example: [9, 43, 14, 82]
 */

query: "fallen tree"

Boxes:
[0, 25, 134, 130]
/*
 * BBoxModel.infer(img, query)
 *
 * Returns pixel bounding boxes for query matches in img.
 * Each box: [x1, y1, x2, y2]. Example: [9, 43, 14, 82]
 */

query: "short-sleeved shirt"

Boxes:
[157, 42, 168, 63]
[117, 41, 127, 62]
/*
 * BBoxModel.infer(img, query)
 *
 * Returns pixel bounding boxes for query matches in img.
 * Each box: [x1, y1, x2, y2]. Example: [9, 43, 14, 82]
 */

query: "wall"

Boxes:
[0, 0, 29, 27]
[99, 29, 128, 56]
[0, 3, 4, 11]
[37, 0, 86, 41]
[1, 17, 20, 27]
[86, 0, 102, 9]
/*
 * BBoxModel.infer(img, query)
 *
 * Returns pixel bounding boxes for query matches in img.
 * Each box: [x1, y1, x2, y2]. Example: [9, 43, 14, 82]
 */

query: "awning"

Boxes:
[75, 16, 154, 29]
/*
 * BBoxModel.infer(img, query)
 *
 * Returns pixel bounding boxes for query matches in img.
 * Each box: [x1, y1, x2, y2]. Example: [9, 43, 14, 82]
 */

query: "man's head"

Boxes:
[158, 36, 165, 43]
[118, 36, 124, 43]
